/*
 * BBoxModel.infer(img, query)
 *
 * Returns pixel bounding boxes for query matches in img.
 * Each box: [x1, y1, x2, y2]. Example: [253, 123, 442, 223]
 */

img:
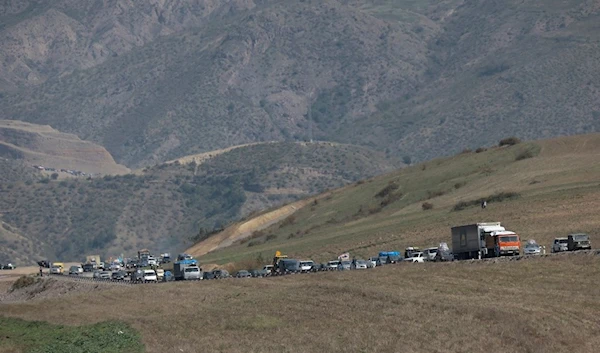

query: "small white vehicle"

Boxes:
[351, 260, 368, 270]
[143, 269, 157, 282]
[552, 237, 568, 253]
[299, 261, 314, 273]
[524, 240, 542, 255]
[404, 252, 425, 263]
[147, 256, 157, 266]
[109, 263, 121, 271]
[423, 247, 438, 261]
[326, 260, 340, 271]
[50, 266, 63, 274]
[263, 265, 273, 275]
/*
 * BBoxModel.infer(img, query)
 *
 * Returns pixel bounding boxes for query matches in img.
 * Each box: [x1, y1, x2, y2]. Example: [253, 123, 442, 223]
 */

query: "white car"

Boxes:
[143, 269, 157, 282]
[552, 237, 568, 253]
[351, 260, 368, 270]
[299, 261, 314, 273]
[147, 256, 157, 266]
[368, 257, 377, 268]
[109, 263, 121, 271]
[524, 241, 542, 255]
[423, 247, 438, 261]
[404, 252, 425, 263]
[50, 266, 63, 274]
[326, 260, 340, 271]
[263, 265, 273, 275]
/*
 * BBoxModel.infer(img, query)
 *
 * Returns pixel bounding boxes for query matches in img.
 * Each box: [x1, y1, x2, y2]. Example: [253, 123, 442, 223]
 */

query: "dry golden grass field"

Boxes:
[1, 254, 600, 353]
[195, 134, 600, 266]
[2, 134, 600, 352]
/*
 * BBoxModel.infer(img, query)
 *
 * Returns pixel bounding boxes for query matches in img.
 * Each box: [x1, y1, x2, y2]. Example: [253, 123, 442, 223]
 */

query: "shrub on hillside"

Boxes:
[247, 240, 263, 247]
[499, 137, 521, 146]
[375, 182, 399, 198]
[453, 192, 521, 211]
[11, 275, 37, 291]
[279, 215, 296, 228]
[515, 150, 535, 161]
[475, 147, 487, 153]
[265, 234, 278, 242]
[427, 190, 445, 199]
[422, 202, 434, 210]
[380, 192, 403, 207]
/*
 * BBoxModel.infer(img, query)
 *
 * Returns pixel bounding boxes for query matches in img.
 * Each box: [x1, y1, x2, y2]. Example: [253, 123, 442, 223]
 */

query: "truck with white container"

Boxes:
[173, 259, 201, 280]
[451, 222, 521, 260]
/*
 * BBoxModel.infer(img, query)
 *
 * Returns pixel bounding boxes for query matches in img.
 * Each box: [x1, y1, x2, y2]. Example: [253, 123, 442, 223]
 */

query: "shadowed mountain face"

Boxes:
[2, 0, 599, 167]
[0, 141, 400, 263]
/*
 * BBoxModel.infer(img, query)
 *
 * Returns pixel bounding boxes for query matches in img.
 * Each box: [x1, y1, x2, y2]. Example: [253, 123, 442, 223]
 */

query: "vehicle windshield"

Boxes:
[356, 261, 366, 265]
[572, 235, 588, 241]
[558, 239, 568, 244]
[526, 243, 539, 248]
[185, 268, 199, 272]
[300, 261, 314, 266]
[341, 261, 351, 265]
[144, 271, 155, 275]
[499, 236, 518, 242]
[328, 261, 339, 265]
[427, 249, 437, 254]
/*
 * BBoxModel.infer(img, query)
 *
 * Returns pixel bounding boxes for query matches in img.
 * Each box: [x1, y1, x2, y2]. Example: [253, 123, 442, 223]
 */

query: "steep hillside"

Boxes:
[195, 134, 600, 264]
[0, 142, 399, 263]
[369, 0, 600, 162]
[0, 120, 129, 175]
[0, 158, 40, 184]
[2, 0, 598, 167]
[0, 0, 427, 167]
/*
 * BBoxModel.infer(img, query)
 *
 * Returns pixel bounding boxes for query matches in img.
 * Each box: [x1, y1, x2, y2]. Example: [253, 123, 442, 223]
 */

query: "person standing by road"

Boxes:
[481, 200, 487, 209]
[39, 266, 43, 277]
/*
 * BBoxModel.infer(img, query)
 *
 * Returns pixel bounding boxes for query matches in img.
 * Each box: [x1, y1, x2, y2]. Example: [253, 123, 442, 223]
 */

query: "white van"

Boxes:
[143, 269, 157, 282]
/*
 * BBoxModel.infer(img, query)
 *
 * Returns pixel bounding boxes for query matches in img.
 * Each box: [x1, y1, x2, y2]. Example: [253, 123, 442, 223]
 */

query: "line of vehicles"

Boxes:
[37, 222, 592, 283]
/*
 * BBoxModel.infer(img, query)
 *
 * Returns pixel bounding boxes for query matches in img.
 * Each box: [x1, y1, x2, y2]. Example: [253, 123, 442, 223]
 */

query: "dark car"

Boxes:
[203, 271, 215, 280]
[567, 233, 591, 251]
[37, 260, 50, 268]
[249, 269, 267, 278]
[82, 263, 94, 272]
[276, 259, 301, 274]
[111, 270, 128, 280]
[235, 270, 252, 278]
[212, 269, 230, 279]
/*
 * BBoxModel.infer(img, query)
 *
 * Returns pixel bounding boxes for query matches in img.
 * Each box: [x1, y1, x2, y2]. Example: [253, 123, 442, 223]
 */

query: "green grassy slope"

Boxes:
[0, 317, 143, 353]
[0, 142, 399, 263]
[198, 134, 600, 265]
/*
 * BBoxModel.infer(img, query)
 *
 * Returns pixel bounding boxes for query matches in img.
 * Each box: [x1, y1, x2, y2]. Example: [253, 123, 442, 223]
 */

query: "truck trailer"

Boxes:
[451, 222, 521, 260]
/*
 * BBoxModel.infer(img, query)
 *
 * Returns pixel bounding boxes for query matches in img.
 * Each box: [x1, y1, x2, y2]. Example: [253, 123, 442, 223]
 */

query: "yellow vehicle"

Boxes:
[50, 262, 64, 274]
[271, 251, 288, 274]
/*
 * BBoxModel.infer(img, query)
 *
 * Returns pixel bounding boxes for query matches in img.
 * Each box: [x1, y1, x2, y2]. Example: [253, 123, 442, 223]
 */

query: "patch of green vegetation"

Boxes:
[452, 191, 521, 211]
[0, 317, 144, 353]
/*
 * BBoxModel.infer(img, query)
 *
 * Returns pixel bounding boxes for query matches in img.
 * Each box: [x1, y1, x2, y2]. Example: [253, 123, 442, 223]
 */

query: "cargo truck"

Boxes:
[451, 222, 521, 260]
[85, 255, 101, 269]
[173, 259, 201, 280]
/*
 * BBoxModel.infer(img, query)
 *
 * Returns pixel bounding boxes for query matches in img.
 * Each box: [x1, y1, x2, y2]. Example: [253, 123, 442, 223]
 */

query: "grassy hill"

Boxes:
[2, 255, 599, 353]
[1, 0, 598, 167]
[0, 141, 399, 263]
[195, 133, 600, 265]
[0, 120, 129, 175]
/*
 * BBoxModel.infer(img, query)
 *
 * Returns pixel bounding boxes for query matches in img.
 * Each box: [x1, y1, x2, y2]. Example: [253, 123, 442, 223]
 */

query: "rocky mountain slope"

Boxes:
[2, 0, 598, 167]
[0, 141, 400, 263]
